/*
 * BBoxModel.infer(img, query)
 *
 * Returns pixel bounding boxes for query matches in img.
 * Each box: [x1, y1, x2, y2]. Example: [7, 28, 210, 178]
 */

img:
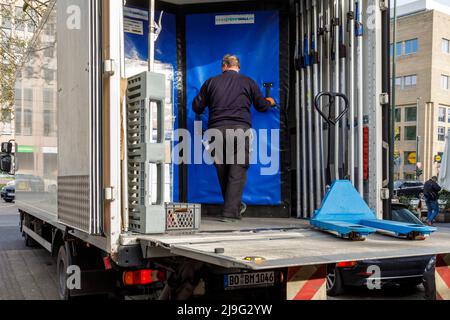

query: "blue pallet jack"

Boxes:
[310, 180, 437, 241]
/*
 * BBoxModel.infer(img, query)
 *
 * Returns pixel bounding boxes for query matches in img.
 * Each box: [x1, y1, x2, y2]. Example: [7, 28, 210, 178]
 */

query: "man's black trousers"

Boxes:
[209, 125, 251, 218]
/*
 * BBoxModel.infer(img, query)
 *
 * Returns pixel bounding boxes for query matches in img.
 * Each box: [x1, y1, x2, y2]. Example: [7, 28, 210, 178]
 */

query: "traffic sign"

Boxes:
[435, 153, 443, 163]
[408, 152, 417, 164]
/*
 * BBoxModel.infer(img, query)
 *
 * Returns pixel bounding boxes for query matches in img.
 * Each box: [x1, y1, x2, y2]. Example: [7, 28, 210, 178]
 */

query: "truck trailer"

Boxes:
[10, 0, 450, 300]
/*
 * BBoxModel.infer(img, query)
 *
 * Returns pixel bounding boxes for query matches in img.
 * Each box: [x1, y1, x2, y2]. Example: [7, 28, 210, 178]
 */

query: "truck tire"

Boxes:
[326, 265, 345, 296]
[56, 244, 71, 300]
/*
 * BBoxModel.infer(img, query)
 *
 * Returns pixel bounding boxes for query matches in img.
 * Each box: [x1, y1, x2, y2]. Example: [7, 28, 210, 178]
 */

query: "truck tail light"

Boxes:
[336, 261, 358, 268]
[123, 269, 166, 286]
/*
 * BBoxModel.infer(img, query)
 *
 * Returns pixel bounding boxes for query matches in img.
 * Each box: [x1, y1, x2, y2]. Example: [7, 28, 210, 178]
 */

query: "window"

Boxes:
[405, 107, 417, 122]
[395, 108, 401, 122]
[14, 7, 25, 31]
[438, 127, 446, 141]
[44, 69, 55, 82]
[23, 89, 33, 136]
[404, 39, 418, 55]
[395, 77, 402, 87]
[442, 75, 450, 90]
[438, 107, 446, 122]
[443, 38, 450, 54]
[404, 75, 417, 88]
[44, 46, 54, 58]
[405, 126, 417, 140]
[396, 42, 403, 56]
[23, 109, 33, 136]
[25, 67, 33, 78]
[15, 89, 22, 135]
[395, 127, 401, 141]
[43, 89, 55, 137]
[1, 5, 12, 29]
[43, 110, 55, 137]
[448, 109, 450, 123]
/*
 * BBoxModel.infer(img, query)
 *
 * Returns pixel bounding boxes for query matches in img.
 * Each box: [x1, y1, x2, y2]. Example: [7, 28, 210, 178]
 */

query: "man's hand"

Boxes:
[266, 97, 276, 106]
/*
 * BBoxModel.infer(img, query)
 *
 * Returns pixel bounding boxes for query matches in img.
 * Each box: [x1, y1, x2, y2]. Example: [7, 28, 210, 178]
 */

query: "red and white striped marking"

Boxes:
[286, 265, 327, 300]
[436, 254, 450, 300]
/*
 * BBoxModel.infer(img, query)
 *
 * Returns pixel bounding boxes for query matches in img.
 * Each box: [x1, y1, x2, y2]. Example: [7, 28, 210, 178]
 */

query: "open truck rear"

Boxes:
[12, 0, 450, 300]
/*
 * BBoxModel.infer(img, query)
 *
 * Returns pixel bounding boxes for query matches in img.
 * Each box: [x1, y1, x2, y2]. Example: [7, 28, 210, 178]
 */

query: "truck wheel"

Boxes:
[326, 265, 345, 296]
[56, 244, 71, 300]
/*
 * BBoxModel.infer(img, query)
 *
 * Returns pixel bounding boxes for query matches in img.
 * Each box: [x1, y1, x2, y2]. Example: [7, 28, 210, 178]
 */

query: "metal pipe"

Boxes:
[339, 0, 347, 179]
[356, 0, 364, 194]
[333, 0, 340, 180]
[149, 0, 155, 72]
[348, 0, 355, 185]
[300, 1, 308, 218]
[312, 0, 322, 207]
[295, 1, 304, 218]
[305, 0, 315, 213]
[319, 0, 327, 192]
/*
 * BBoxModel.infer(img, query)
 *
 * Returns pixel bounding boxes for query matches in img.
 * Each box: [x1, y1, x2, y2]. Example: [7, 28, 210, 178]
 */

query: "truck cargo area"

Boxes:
[121, 218, 450, 270]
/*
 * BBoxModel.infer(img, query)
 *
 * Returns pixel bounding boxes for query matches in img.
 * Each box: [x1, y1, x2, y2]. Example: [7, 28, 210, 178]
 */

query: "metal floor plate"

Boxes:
[127, 219, 450, 270]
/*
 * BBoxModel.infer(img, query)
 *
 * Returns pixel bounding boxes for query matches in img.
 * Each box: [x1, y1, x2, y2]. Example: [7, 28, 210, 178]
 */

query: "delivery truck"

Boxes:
[8, 0, 450, 300]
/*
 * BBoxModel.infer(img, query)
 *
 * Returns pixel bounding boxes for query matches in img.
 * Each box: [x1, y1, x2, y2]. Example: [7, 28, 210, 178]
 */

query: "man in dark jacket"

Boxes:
[423, 176, 442, 225]
[192, 54, 275, 219]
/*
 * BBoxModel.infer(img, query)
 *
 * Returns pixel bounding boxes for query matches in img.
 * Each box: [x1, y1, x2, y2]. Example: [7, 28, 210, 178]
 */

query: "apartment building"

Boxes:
[1, 0, 57, 183]
[393, 0, 450, 181]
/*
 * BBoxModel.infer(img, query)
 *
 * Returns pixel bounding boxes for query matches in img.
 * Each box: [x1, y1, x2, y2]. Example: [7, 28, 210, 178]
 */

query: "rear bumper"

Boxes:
[341, 270, 423, 287]
[339, 256, 432, 287]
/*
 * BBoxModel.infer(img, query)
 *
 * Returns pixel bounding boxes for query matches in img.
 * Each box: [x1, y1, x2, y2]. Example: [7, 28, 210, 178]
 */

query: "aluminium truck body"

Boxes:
[13, 0, 450, 299]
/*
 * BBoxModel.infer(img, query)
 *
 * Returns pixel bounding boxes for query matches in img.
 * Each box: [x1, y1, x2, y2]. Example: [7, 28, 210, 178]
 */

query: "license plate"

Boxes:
[7, 193, 14, 197]
[224, 272, 275, 290]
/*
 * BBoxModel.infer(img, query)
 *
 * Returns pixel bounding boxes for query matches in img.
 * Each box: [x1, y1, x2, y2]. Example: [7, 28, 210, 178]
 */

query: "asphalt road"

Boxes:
[0, 201, 59, 300]
[0, 201, 437, 300]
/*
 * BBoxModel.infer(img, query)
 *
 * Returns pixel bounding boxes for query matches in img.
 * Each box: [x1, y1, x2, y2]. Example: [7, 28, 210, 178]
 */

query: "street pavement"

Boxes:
[0, 201, 444, 300]
[0, 201, 59, 300]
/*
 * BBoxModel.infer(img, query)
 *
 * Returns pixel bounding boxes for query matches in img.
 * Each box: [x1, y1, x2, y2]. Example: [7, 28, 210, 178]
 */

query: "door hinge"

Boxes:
[103, 59, 116, 76]
[104, 187, 116, 202]
[380, 93, 389, 105]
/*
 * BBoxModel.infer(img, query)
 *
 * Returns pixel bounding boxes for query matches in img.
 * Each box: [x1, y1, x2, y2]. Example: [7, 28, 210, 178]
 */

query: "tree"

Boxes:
[0, 0, 49, 123]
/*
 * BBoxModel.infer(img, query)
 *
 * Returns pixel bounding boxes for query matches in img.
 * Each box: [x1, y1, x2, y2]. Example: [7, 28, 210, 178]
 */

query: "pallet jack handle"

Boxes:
[314, 92, 349, 126]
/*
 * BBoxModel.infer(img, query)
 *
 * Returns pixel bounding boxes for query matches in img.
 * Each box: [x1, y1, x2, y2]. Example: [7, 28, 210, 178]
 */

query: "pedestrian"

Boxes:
[423, 176, 442, 226]
[192, 54, 276, 220]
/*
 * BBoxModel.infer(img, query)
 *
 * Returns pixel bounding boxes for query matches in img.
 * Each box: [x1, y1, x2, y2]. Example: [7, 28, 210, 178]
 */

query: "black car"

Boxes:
[1, 183, 15, 203]
[394, 180, 424, 198]
[326, 204, 433, 296]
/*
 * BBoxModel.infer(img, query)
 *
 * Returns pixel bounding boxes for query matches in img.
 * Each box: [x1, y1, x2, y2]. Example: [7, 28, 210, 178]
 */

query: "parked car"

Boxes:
[1, 181, 15, 203]
[15, 174, 45, 192]
[326, 204, 433, 296]
[394, 180, 424, 198]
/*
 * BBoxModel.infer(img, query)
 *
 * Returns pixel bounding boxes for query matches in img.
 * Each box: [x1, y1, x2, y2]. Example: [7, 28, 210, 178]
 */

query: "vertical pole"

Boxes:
[300, 1, 309, 218]
[392, 0, 397, 184]
[306, 0, 315, 213]
[348, 0, 356, 185]
[295, 1, 304, 218]
[319, 0, 327, 193]
[334, 0, 340, 180]
[312, 0, 322, 207]
[149, 0, 155, 72]
[356, 0, 364, 195]
[339, 0, 347, 179]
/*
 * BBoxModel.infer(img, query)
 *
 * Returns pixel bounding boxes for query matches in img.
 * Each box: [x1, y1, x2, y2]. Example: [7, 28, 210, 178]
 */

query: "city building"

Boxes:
[393, 0, 450, 181]
[1, 0, 56, 186]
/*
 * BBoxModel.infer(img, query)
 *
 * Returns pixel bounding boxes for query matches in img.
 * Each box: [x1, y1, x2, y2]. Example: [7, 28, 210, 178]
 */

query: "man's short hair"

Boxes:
[432, 176, 438, 181]
[222, 54, 241, 69]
